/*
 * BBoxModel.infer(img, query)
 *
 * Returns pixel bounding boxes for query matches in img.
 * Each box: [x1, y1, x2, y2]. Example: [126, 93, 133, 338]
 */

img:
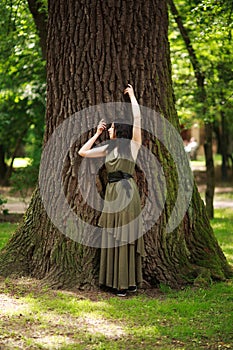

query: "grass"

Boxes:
[0, 208, 232, 349]
[6, 157, 32, 168]
[0, 278, 232, 349]
[211, 208, 233, 266]
[0, 222, 18, 250]
[191, 154, 222, 167]
[215, 192, 233, 201]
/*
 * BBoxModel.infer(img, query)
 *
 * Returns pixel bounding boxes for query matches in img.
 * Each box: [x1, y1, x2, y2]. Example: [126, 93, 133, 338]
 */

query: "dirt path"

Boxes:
[0, 277, 128, 350]
[1, 185, 233, 215]
[4, 201, 29, 214]
[6, 197, 231, 213]
[0, 187, 31, 214]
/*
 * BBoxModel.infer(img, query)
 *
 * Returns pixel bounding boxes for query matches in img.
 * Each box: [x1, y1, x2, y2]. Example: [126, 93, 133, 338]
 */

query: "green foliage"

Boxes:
[0, 195, 8, 215]
[0, 222, 17, 250]
[0, 0, 46, 183]
[0, 0, 46, 88]
[10, 161, 39, 199]
[169, 0, 233, 127]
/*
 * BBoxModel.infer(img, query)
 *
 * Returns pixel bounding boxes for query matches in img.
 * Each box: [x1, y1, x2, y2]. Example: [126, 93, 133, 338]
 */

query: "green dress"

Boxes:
[98, 148, 145, 290]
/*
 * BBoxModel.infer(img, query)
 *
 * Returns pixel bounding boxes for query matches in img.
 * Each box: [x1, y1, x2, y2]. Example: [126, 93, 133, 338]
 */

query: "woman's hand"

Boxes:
[96, 119, 106, 135]
[78, 119, 107, 157]
[124, 84, 135, 98]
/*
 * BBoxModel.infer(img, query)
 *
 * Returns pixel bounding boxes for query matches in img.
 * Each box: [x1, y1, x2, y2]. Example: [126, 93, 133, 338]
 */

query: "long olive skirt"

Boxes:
[99, 236, 144, 290]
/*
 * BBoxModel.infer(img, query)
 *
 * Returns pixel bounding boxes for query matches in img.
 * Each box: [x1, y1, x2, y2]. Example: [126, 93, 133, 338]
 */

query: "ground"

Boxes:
[0, 163, 232, 349]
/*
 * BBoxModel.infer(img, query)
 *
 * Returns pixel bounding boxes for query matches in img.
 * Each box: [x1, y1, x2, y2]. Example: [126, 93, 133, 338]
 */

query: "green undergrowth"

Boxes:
[0, 222, 18, 250]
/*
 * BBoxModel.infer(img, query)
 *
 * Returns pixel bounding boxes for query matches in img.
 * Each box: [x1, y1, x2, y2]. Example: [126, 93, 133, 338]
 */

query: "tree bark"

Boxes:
[167, 0, 215, 218]
[204, 123, 215, 219]
[0, 0, 231, 289]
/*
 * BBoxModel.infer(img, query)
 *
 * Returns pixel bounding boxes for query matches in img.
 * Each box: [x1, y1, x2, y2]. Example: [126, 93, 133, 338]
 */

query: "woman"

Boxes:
[78, 84, 145, 296]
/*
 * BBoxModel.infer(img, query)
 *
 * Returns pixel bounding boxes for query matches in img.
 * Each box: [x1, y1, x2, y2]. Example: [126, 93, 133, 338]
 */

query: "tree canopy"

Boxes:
[169, 0, 233, 126]
[1, 0, 232, 187]
[0, 0, 46, 184]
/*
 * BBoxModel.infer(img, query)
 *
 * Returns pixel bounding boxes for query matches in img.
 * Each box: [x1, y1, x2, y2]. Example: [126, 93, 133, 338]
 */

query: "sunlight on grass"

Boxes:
[29, 291, 111, 318]
[0, 223, 18, 250]
[211, 208, 233, 265]
[215, 192, 233, 200]
[0, 277, 232, 349]
[213, 208, 233, 220]
[191, 154, 222, 168]
[7, 157, 32, 168]
[31, 335, 77, 349]
[0, 288, 127, 349]
[0, 293, 30, 316]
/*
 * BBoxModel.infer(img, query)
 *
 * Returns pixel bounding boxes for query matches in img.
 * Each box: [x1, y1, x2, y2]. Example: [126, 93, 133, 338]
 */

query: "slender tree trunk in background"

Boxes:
[167, 0, 215, 219]
[3, 127, 30, 185]
[0, 145, 7, 184]
[204, 132, 215, 218]
[204, 123, 215, 219]
[220, 111, 228, 181]
[0, 0, 231, 289]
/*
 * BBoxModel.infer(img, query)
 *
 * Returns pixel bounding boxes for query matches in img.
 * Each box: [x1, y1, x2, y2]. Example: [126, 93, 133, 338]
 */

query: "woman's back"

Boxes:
[105, 147, 135, 175]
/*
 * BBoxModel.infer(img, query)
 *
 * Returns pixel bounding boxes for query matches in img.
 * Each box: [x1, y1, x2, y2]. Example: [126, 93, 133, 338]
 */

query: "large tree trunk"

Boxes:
[0, 0, 231, 289]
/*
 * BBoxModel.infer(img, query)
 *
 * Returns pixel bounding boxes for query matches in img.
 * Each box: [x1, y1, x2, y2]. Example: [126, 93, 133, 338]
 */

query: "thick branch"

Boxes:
[27, 0, 47, 60]
[167, 0, 205, 89]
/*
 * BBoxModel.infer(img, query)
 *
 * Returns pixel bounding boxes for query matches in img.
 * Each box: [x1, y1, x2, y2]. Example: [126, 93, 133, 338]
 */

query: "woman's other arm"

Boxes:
[78, 119, 108, 158]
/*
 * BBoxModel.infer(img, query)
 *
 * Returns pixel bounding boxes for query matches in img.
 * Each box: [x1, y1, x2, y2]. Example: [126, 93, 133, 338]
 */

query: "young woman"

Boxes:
[78, 84, 145, 296]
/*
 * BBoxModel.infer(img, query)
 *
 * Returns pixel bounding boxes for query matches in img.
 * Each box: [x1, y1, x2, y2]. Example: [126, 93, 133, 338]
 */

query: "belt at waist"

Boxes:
[108, 171, 133, 183]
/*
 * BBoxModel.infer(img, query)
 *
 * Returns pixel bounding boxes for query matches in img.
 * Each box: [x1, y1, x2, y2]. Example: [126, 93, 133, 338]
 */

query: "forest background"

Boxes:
[0, 0, 232, 202]
[0, 0, 232, 349]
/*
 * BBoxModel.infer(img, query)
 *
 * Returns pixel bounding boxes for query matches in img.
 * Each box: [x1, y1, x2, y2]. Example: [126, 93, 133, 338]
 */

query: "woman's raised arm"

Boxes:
[124, 84, 141, 145]
[124, 84, 141, 159]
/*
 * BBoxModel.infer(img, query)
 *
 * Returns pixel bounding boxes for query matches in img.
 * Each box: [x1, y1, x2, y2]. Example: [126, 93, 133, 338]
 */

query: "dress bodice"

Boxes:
[105, 148, 135, 175]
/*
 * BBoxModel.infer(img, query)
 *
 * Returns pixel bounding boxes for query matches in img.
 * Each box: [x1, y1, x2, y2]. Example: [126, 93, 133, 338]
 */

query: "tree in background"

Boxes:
[0, 0, 231, 289]
[168, 0, 233, 216]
